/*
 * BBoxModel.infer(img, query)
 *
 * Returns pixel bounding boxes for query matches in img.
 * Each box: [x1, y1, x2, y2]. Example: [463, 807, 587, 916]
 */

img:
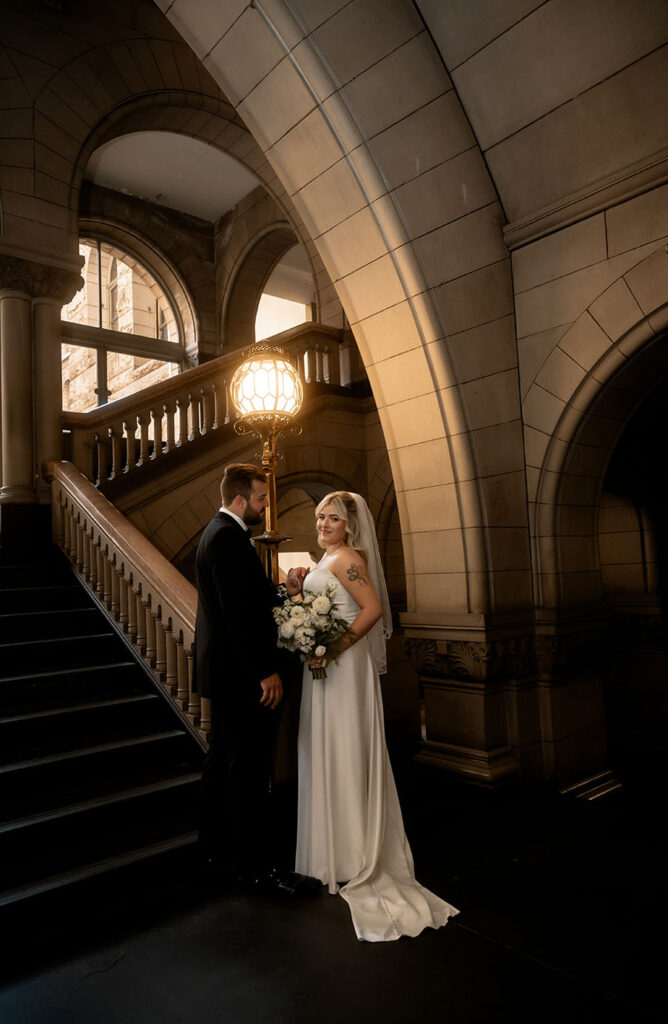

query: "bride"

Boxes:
[294, 491, 459, 942]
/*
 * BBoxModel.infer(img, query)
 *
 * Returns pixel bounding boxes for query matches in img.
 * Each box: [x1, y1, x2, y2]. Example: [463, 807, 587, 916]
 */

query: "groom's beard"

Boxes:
[242, 508, 265, 527]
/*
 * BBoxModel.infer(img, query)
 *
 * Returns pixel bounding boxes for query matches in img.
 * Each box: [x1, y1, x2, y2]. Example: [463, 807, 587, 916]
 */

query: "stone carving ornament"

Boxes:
[0, 255, 82, 305]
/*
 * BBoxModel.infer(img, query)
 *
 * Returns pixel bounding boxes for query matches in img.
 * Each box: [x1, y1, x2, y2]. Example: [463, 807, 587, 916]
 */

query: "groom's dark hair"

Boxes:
[221, 463, 266, 506]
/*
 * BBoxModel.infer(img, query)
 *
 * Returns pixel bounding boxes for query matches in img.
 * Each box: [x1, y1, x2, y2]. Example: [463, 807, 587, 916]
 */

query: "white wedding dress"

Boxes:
[295, 563, 459, 942]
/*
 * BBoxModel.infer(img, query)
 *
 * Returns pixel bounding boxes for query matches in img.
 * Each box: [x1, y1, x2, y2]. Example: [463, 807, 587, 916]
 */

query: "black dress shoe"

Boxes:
[264, 868, 322, 896]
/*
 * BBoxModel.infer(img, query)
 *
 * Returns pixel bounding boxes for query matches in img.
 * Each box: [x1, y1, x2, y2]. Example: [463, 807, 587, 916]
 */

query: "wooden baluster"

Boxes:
[165, 624, 177, 695]
[81, 526, 91, 581]
[75, 516, 85, 573]
[52, 493, 64, 548]
[89, 536, 99, 589]
[315, 345, 324, 383]
[137, 414, 149, 467]
[108, 427, 122, 481]
[199, 696, 212, 743]
[304, 346, 313, 384]
[144, 597, 156, 667]
[124, 418, 137, 473]
[176, 398, 188, 447]
[69, 508, 79, 563]
[111, 559, 121, 619]
[211, 383, 220, 430]
[117, 565, 129, 632]
[126, 577, 137, 644]
[71, 513, 79, 568]
[186, 648, 200, 728]
[164, 401, 175, 453]
[154, 612, 167, 683]
[68, 507, 78, 562]
[135, 588, 146, 655]
[151, 408, 162, 460]
[62, 502, 72, 558]
[102, 551, 112, 607]
[222, 378, 230, 424]
[175, 635, 188, 709]
[95, 543, 105, 597]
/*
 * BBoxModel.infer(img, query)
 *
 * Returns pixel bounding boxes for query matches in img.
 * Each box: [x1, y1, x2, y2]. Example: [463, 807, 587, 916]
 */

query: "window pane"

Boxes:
[62, 240, 178, 344]
[62, 344, 98, 412]
[255, 294, 310, 340]
[108, 352, 178, 404]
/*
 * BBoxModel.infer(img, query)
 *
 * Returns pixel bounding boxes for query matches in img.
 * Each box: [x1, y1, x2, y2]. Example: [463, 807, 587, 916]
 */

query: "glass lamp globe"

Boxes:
[230, 342, 303, 424]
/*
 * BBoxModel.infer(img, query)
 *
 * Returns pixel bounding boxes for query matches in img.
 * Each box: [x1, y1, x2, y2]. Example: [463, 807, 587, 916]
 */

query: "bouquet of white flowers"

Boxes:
[273, 583, 349, 679]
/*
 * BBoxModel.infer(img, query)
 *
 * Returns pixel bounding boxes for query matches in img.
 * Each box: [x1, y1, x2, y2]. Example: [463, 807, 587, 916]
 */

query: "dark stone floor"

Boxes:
[0, 770, 664, 1024]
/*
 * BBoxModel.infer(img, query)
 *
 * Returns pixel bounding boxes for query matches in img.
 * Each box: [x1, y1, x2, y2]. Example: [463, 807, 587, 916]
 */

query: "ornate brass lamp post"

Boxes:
[230, 340, 304, 582]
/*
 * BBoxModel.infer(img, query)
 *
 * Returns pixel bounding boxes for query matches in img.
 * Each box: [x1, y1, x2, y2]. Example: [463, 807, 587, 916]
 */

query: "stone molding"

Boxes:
[503, 147, 668, 250]
[0, 255, 82, 304]
[406, 626, 606, 684]
[405, 636, 534, 683]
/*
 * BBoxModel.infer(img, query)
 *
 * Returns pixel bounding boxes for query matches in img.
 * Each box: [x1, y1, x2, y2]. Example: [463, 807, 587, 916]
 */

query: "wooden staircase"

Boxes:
[0, 548, 204, 909]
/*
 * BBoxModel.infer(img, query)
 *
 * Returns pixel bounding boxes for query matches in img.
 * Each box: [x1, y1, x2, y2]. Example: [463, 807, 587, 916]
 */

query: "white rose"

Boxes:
[290, 605, 306, 621]
[279, 621, 295, 639]
[312, 595, 331, 615]
[312, 615, 328, 630]
[315, 645, 326, 657]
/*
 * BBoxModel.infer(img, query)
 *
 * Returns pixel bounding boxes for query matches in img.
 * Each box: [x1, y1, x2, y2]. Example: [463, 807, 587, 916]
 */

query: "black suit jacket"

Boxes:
[193, 512, 280, 701]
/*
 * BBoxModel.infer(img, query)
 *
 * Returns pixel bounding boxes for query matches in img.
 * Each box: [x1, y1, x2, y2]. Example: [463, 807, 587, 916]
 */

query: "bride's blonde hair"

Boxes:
[316, 491, 367, 559]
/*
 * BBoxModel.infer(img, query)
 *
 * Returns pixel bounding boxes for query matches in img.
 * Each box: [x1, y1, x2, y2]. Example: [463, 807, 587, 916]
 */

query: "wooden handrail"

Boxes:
[46, 459, 207, 743]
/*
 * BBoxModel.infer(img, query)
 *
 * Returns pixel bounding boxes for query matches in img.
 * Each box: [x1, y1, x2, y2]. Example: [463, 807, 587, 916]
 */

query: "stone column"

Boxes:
[0, 255, 81, 544]
[0, 286, 33, 504]
[33, 295, 66, 502]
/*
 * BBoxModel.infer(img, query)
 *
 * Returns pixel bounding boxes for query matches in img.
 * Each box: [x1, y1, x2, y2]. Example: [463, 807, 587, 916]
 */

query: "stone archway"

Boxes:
[522, 245, 668, 784]
[158, 0, 534, 627]
[526, 246, 668, 609]
[222, 224, 299, 351]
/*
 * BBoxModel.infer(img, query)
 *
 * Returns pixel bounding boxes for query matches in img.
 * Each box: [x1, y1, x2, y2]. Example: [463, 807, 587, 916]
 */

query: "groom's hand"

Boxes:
[260, 672, 283, 709]
[285, 566, 309, 596]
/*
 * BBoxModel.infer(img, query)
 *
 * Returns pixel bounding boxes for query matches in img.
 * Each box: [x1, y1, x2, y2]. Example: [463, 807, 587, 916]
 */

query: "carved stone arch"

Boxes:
[160, 0, 499, 617]
[221, 224, 302, 352]
[528, 245, 668, 609]
[78, 215, 198, 362]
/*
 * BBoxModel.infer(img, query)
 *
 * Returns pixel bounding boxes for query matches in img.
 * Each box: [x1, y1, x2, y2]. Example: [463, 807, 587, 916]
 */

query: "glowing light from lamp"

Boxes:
[230, 346, 303, 421]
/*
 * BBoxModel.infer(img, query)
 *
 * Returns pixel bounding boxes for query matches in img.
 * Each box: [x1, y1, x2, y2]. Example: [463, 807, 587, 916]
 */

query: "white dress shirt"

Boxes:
[219, 506, 249, 532]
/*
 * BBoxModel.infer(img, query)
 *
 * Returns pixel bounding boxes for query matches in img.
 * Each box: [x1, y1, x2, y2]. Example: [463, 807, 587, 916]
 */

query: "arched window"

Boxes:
[255, 244, 314, 341]
[61, 239, 183, 412]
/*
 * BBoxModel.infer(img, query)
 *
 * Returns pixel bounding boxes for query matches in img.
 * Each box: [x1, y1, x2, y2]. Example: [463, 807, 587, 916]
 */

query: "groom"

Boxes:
[194, 462, 299, 888]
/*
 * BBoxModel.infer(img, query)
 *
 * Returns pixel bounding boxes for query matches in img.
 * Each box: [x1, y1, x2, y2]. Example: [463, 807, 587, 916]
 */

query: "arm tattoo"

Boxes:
[347, 562, 368, 585]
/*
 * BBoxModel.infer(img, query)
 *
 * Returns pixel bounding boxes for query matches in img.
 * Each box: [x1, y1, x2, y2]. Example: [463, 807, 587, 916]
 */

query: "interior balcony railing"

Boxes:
[62, 323, 355, 489]
[46, 459, 207, 742]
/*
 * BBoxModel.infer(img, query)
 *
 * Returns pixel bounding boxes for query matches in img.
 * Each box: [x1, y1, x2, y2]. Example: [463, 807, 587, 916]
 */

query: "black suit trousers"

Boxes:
[199, 678, 277, 875]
